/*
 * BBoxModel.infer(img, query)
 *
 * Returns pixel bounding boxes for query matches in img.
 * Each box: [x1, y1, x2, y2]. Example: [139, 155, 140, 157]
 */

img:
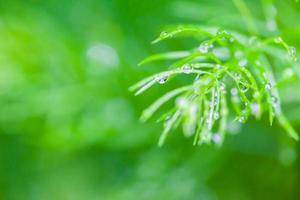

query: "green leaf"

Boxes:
[152, 25, 216, 44]
[130, 69, 211, 95]
[138, 51, 191, 66]
[141, 85, 192, 122]
[158, 110, 181, 147]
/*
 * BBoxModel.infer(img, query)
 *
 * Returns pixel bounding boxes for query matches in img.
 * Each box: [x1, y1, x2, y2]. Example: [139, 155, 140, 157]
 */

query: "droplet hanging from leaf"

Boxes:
[288, 46, 298, 61]
[156, 75, 168, 84]
[182, 64, 193, 74]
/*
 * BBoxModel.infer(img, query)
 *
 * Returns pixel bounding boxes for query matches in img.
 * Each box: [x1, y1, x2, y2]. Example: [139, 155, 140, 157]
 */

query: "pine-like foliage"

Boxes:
[130, 24, 299, 146]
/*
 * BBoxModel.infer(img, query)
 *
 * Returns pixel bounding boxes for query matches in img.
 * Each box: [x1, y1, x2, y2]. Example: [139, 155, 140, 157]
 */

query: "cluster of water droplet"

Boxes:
[216, 28, 235, 43]
[272, 37, 298, 61]
[238, 109, 249, 123]
[134, 25, 300, 146]
[264, 81, 280, 112]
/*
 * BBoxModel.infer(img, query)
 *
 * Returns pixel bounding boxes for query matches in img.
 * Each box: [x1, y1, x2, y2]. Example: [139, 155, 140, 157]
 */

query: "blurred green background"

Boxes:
[0, 0, 300, 199]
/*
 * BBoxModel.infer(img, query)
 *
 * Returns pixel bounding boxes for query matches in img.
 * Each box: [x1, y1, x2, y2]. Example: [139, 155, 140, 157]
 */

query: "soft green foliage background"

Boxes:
[0, 0, 300, 199]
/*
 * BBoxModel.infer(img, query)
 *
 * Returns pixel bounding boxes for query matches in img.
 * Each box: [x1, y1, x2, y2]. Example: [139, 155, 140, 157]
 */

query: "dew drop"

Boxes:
[288, 46, 298, 61]
[212, 133, 222, 144]
[251, 103, 260, 117]
[271, 96, 278, 104]
[160, 31, 168, 38]
[265, 82, 272, 90]
[219, 82, 226, 91]
[216, 64, 222, 70]
[157, 75, 168, 84]
[209, 101, 215, 108]
[288, 46, 297, 56]
[216, 28, 231, 41]
[206, 118, 211, 124]
[238, 116, 246, 123]
[214, 98, 219, 106]
[214, 112, 220, 120]
[182, 64, 193, 74]
[164, 116, 171, 127]
[216, 28, 228, 36]
[239, 82, 249, 93]
[231, 88, 238, 96]
[194, 74, 200, 81]
[199, 41, 213, 53]
[234, 72, 241, 80]
[274, 37, 283, 44]
[238, 59, 248, 67]
[216, 29, 231, 40]
[176, 97, 188, 108]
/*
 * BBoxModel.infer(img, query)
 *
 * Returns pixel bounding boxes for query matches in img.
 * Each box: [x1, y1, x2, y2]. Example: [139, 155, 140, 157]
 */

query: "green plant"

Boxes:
[130, 2, 299, 147]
